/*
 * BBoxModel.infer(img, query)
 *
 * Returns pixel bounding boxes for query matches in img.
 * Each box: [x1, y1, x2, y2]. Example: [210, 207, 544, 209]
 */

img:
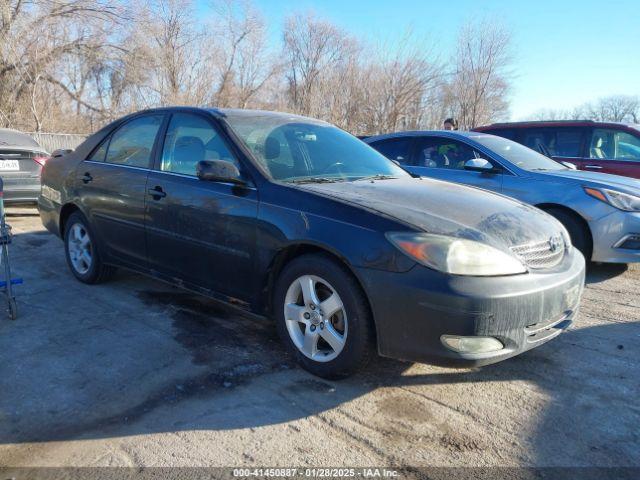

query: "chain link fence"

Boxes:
[28, 133, 88, 153]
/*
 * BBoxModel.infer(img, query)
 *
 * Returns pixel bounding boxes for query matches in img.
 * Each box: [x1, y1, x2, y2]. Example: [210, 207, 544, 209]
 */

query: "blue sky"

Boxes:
[202, 0, 640, 120]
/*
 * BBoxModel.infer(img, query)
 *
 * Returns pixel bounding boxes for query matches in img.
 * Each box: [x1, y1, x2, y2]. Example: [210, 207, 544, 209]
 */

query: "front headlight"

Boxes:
[559, 224, 573, 254]
[584, 187, 640, 212]
[386, 232, 527, 276]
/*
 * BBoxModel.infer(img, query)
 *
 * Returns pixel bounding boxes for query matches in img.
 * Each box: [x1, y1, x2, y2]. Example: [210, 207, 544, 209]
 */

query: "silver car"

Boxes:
[0, 128, 49, 204]
[366, 131, 640, 264]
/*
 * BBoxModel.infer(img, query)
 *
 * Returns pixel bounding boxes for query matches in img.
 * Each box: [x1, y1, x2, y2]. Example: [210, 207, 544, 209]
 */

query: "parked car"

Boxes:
[473, 121, 640, 180]
[39, 107, 585, 378]
[365, 131, 640, 264]
[0, 128, 49, 204]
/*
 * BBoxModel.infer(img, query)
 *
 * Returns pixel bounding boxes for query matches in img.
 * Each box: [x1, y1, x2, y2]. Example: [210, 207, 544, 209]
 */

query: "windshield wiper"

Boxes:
[289, 177, 344, 184]
[354, 174, 398, 182]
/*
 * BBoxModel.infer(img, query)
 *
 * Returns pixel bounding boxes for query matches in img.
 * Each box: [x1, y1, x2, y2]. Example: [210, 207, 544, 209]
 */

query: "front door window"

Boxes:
[590, 129, 640, 161]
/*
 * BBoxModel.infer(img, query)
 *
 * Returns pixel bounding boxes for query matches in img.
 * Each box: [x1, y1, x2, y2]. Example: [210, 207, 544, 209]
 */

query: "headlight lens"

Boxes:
[387, 232, 527, 276]
[559, 224, 573, 253]
[584, 187, 640, 212]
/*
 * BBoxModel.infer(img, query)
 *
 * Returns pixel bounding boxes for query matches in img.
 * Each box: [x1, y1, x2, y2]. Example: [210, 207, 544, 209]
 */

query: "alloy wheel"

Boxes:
[284, 274, 348, 362]
[67, 222, 93, 275]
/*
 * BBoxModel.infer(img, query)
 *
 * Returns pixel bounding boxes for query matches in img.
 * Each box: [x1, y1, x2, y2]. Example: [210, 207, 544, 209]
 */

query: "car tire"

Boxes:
[274, 253, 375, 379]
[544, 208, 592, 261]
[64, 211, 116, 284]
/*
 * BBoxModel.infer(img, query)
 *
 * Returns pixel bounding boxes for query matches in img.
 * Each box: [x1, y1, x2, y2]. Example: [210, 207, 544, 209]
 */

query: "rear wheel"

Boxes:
[274, 254, 374, 379]
[64, 212, 115, 284]
[544, 207, 592, 261]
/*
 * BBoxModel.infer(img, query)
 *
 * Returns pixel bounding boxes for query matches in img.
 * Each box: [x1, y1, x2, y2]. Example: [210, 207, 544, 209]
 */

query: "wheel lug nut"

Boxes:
[310, 325, 316, 332]
[320, 323, 324, 329]
[304, 312, 310, 319]
[310, 304, 316, 310]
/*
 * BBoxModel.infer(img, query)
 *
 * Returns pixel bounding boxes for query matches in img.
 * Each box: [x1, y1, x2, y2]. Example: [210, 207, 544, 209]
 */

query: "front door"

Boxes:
[76, 114, 165, 268]
[145, 112, 259, 300]
[583, 128, 640, 179]
[408, 137, 504, 193]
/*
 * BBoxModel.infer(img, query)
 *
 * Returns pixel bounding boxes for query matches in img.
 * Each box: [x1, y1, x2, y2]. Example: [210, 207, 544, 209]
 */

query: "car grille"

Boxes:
[510, 237, 565, 269]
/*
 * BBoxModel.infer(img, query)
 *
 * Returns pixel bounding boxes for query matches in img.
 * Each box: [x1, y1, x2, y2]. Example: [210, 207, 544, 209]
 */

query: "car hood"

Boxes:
[529, 169, 640, 194]
[296, 177, 563, 251]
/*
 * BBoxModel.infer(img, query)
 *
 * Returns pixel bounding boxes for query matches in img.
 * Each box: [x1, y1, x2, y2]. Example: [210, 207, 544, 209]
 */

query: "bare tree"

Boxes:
[586, 95, 639, 123]
[282, 12, 357, 116]
[0, 0, 125, 131]
[528, 96, 640, 123]
[210, 0, 279, 108]
[357, 33, 442, 133]
[445, 20, 512, 129]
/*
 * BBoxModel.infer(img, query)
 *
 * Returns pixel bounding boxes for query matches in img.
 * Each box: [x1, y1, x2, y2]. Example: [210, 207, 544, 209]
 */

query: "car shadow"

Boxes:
[585, 262, 629, 284]
[0, 228, 638, 468]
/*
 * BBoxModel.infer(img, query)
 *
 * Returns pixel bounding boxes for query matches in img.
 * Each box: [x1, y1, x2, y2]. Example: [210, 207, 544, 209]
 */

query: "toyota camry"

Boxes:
[39, 108, 586, 378]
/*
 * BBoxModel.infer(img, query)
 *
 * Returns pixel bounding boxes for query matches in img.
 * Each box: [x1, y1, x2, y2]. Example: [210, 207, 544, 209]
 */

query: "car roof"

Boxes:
[364, 130, 486, 143]
[120, 106, 328, 125]
[0, 128, 42, 149]
[473, 120, 640, 130]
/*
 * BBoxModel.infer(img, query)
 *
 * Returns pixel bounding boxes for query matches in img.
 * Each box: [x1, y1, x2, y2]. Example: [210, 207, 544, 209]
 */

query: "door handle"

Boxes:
[584, 165, 603, 169]
[147, 186, 167, 199]
[81, 172, 93, 184]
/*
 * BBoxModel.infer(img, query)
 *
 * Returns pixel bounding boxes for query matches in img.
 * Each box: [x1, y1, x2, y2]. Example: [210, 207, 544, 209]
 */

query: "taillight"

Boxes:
[33, 156, 49, 167]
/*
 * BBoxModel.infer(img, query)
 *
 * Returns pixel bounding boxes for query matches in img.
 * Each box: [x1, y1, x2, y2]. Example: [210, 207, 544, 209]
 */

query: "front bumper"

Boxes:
[356, 249, 586, 367]
[590, 210, 640, 263]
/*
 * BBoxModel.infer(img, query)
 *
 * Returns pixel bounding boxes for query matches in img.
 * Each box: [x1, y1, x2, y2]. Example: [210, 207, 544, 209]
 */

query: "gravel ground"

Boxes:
[0, 209, 638, 469]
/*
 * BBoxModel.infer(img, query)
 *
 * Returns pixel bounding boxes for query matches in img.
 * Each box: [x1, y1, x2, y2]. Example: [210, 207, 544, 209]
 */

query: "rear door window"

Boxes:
[105, 115, 164, 168]
[484, 128, 516, 141]
[414, 138, 481, 170]
[590, 129, 640, 161]
[369, 138, 413, 165]
[522, 128, 585, 158]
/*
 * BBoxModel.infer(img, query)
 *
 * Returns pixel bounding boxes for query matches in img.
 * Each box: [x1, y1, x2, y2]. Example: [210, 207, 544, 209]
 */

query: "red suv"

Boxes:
[473, 121, 640, 180]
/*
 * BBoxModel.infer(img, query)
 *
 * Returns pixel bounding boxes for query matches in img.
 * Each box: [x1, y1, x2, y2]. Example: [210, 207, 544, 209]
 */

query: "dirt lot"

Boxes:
[0, 209, 638, 468]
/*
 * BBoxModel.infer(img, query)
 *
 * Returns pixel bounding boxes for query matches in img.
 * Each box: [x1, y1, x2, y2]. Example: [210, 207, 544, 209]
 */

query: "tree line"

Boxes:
[6, 1, 635, 137]
[1, 0, 517, 134]
[531, 95, 639, 124]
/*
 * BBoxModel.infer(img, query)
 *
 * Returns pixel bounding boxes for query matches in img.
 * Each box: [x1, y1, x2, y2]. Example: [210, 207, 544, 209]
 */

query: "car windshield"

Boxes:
[473, 134, 568, 171]
[221, 111, 408, 182]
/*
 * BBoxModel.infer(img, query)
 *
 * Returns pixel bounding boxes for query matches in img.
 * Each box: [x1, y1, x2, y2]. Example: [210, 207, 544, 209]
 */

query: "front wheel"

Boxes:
[544, 207, 592, 261]
[274, 254, 375, 379]
[64, 211, 115, 284]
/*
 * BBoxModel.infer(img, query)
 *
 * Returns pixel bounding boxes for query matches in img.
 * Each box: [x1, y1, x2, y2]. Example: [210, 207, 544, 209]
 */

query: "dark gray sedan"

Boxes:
[0, 128, 49, 203]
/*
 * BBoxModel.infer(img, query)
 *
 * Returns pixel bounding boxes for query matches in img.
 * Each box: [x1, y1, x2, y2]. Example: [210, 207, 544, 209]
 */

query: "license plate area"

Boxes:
[0, 160, 20, 171]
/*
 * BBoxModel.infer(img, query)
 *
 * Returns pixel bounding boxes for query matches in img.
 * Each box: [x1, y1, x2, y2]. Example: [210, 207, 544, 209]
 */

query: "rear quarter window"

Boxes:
[369, 138, 413, 165]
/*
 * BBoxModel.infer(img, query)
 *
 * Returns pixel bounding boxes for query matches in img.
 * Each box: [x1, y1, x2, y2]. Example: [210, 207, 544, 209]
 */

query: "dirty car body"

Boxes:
[0, 128, 48, 204]
[38, 107, 585, 375]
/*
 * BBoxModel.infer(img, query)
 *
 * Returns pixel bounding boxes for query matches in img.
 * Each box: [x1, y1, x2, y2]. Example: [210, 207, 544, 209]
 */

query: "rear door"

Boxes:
[76, 114, 165, 268]
[584, 127, 640, 179]
[145, 112, 259, 299]
[408, 137, 504, 192]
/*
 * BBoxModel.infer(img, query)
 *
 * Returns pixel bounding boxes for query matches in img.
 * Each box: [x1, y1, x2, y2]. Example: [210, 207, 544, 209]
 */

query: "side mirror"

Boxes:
[464, 158, 496, 173]
[561, 161, 577, 170]
[196, 160, 246, 185]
